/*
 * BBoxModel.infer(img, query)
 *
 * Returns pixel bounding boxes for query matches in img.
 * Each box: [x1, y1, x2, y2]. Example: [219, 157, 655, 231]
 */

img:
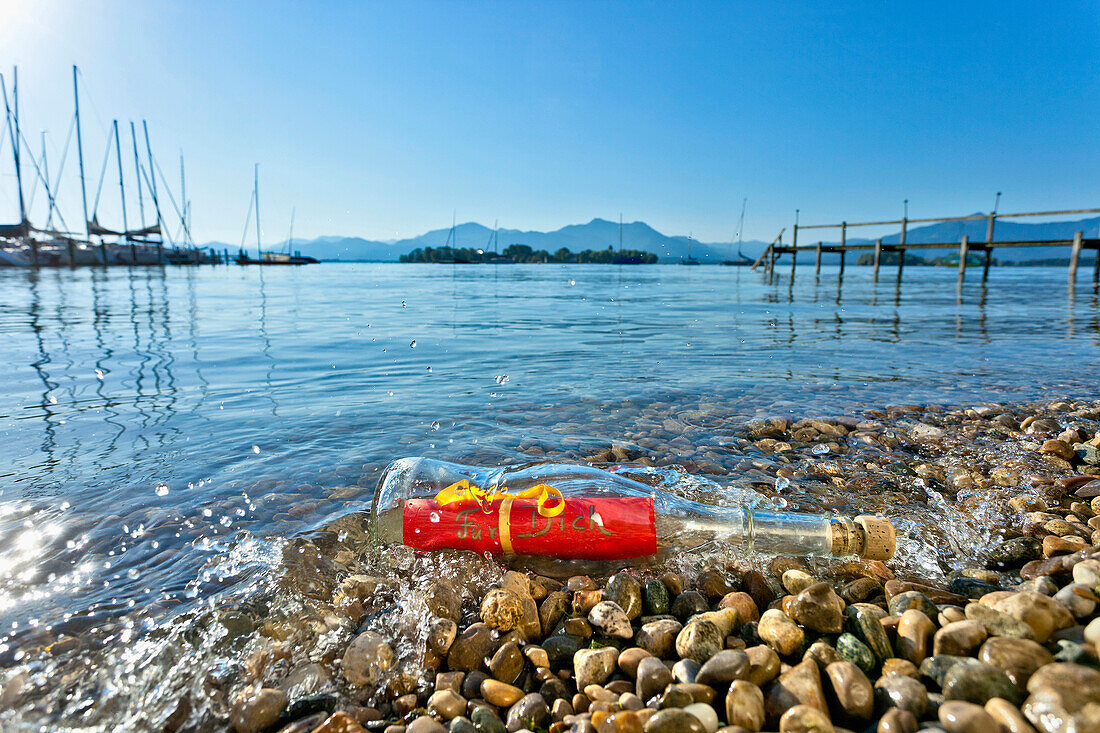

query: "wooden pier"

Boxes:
[753, 207, 1100, 284]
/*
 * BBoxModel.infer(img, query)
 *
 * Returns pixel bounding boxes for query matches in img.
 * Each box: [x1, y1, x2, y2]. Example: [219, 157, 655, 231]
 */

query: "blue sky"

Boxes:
[1, 1, 1098, 244]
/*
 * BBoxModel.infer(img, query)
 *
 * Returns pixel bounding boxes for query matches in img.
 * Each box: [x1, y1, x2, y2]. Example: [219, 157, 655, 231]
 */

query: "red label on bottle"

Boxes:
[402, 497, 657, 560]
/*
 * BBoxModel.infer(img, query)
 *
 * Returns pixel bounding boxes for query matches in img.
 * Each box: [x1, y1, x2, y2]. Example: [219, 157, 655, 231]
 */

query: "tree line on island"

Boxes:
[399, 244, 659, 264]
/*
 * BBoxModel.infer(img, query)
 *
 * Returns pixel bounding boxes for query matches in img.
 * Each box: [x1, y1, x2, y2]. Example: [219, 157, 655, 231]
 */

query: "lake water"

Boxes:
[1, 262, 1098, 727]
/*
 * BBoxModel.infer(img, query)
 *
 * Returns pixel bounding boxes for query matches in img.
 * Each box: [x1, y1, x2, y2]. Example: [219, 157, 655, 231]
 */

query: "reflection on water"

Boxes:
[0, 263, 1098, 725]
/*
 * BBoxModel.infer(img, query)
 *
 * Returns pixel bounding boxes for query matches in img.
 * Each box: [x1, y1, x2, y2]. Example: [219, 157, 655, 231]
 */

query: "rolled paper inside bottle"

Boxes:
[402, 496, 657, 560]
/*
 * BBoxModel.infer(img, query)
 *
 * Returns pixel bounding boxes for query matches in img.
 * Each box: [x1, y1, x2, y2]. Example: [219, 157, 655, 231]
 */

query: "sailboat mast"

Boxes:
[41, 131, 52, 229]
[287, 207, 295, 255]
[113, 121, 132, 262]
[737, 198, 747, 257]
[130, 122, 146, 231]
[254, 163, 261, 256]
[142, 121, 164, 261]
[1, 70, 26, 227]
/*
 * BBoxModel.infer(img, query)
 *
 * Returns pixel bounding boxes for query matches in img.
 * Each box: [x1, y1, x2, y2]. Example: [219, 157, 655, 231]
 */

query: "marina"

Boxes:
[0, 66, 225, 267]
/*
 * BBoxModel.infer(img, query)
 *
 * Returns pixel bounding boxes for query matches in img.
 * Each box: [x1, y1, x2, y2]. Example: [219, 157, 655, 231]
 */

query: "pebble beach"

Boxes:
[99, 397, 1100, 733]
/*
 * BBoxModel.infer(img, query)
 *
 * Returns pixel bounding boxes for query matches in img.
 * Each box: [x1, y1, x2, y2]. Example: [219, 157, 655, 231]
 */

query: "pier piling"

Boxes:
[958, 236, 969, 284]
[1070, 231, 1082, 282]
[873, 239, 882, 282]
[815, 243, 822, 276]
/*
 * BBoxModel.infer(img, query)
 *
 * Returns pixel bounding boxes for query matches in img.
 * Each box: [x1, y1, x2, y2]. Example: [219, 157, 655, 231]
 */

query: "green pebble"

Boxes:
[644, 579, 671, 616]
[836, 632, 876, 675]
[845, 606, 893, 662]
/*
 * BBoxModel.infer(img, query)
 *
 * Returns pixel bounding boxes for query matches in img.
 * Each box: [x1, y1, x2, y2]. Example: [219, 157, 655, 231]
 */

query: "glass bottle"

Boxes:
[370, 458, 894, 566]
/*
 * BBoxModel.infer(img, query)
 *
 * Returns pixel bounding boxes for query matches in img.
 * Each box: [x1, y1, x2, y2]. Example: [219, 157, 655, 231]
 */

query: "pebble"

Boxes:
[876, 708, 918, 733]
[765, 659, 827, 722]
[932, 621, 987, 658]
[636, 619, 683, 658]
[718, 592, 760, 624]
[778, 704, 835, 733]
[725, 680, 765, 731]
[1054, 583, 1098, 618]
[744, 645, 781, 686]
[835, 633, 876, 675]
[937, 701, 997, 733]
[782, 570, 817, 595]
[605, 574, 644, 620]
[672, 658, 700, 684]
[589, 601, 635, 639]
[489, 642, 525, 684]
[471, 707, 507, 733]
[846, 605, 893, 662]
[481, 679, 524, 707]
[675, 620, 724, 663]
[448, 623, 496, 672]
[407, 717, 447, 733]
[824, 660, 874, 722]
[1025, 662, 1100, 715]
[696, 649, 749, 686]
[896, 610, 936, 664]
[619, 647, 655, 678]
[789, 583, 844, 634]
[506, 693, 549, 733]
[683, 702, 719, 733]
[671, 592, 709, 620]
[963, 602, 1034, 640]
[480, 590, 525, 632]
[636, 656, 673, 703]
[888, 592, 940, 620]
[342, 632, 394, 686]
[428, 690, 467, 720]
[645, 580, 671, 616]
[643, 708, 706, 733]
[1072, 558, 1100, 588]
[542, 634, 583, 671]
[874, 673, 929, 718]
[983, 698, 1036, 733]
[941, 661, 1021, 706]
[574, 647, 619, 689]
[758, 609, 805, 657]
[976, 637, 1053, 688]
[230, 687, 286, 733]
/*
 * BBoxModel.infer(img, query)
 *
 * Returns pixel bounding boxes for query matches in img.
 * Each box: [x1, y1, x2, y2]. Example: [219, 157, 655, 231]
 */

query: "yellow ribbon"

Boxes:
[434, 479, 565, 518]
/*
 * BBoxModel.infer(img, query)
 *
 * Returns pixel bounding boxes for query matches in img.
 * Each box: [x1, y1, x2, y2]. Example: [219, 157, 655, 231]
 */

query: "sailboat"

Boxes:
[612, 213, 645, 264]
[723, 198, 753, 266]
[235, 166, 318, 265]
[679, 232, 701, 265]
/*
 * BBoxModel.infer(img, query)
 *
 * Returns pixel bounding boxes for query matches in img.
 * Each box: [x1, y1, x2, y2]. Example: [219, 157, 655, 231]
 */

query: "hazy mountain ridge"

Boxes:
[205, 215, 1100, 263]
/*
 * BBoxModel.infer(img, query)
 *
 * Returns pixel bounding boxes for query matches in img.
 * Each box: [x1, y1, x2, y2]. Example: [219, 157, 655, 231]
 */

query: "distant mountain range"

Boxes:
[205, 215, 1100, 263]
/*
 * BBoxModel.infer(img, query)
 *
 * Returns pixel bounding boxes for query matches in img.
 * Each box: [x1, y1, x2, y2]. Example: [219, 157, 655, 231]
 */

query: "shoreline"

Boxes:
[3, 397, 1100, 731]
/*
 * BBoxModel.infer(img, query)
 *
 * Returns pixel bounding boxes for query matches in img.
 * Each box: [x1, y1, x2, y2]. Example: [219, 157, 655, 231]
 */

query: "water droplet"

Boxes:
[426, 366, 433, 373]
[429, 512, 440, 523]
[772, 496, 789, 508]
[775, 476, 791, 491]
[337, 530, 348, 542]
[410, 340, 417, 348]
[884, 430, 895, 439]
[430, 421, 440, 431]
[569, 280, 576, 286]
[811, 444, 829, 455]
[251, 445, 260, 454]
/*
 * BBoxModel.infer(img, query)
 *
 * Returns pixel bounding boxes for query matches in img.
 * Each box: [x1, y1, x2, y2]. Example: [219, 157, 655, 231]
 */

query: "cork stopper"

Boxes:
[855, 515, 896, 561]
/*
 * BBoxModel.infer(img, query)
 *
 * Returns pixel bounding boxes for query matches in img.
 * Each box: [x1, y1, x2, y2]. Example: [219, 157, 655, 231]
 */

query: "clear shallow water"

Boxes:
[0, 263, 1098, 726]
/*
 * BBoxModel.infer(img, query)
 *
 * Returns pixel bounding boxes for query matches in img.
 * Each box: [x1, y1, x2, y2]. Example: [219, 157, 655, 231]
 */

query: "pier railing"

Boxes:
[752, 206, 1100, 283]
